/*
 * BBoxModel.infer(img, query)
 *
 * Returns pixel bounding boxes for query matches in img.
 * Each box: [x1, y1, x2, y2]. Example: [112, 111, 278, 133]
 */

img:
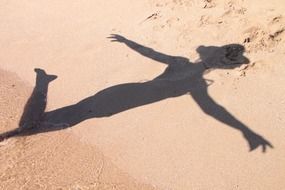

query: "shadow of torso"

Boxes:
[44, 63, 206, 127]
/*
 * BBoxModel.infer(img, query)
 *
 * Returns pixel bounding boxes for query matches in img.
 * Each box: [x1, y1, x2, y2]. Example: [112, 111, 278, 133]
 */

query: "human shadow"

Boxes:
[0, 35, 273, 152]
[0, 69, 57, 141]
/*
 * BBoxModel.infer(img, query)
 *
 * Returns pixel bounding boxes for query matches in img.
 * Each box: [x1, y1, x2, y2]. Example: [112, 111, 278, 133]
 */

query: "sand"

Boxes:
[0, 0, 285, 189]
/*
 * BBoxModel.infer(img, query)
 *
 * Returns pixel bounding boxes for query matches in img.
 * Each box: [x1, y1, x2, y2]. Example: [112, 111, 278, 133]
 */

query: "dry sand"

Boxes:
[0, 0, 285, 189]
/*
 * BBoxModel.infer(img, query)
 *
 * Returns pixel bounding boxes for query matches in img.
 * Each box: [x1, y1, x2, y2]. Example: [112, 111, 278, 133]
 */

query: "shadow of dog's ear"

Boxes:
[34, 68, 57, 82]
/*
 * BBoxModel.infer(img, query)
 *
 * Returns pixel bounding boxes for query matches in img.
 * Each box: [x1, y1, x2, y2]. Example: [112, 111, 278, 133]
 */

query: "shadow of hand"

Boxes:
[108, 34, 126, 43]
[243, 131, 273, 153]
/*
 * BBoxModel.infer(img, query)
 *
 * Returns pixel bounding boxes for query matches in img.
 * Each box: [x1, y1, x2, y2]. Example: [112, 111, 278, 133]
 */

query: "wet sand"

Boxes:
[1, 0, 285, 189]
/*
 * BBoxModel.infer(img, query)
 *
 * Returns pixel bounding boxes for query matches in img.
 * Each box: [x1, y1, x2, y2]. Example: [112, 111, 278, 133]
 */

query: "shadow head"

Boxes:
[196, 44, 249, 69]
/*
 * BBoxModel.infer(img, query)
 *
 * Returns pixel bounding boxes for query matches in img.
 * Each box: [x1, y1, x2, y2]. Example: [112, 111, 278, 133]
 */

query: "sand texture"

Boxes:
[0, 0, 285, 189]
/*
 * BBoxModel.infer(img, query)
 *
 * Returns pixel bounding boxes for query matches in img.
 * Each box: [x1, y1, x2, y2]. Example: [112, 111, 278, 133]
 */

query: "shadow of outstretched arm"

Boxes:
[108, 34, 189, 65]
[190, 87, 273, 152]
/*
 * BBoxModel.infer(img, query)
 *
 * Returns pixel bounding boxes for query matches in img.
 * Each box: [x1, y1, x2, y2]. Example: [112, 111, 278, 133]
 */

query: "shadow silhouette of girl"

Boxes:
[103, 34, 272, 152]
[0, 35, 273, 152]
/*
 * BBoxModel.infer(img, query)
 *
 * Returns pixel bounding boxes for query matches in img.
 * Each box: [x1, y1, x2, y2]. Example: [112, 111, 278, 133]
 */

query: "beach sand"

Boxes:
[0, 0, 285, 189]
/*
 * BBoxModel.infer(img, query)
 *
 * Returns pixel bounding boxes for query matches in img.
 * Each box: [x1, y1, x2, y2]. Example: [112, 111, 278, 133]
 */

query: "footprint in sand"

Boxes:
[223, 0, 247, 15]
[203, 0, 216, 9]
[242, 16, 285, 53]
